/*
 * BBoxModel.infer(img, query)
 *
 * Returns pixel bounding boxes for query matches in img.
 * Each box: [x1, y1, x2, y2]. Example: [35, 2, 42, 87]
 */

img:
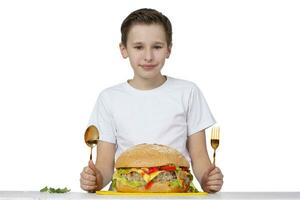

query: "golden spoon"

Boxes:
[84, 125, 100, 160]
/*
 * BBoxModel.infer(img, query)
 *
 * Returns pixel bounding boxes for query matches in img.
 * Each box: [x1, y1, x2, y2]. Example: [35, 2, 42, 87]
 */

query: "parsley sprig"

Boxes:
[40, 186, 71, 193]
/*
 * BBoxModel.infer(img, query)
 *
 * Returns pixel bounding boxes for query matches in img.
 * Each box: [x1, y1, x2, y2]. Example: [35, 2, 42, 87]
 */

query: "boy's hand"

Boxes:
[201, 165, 223, 193]
[80, 160, 102, 192]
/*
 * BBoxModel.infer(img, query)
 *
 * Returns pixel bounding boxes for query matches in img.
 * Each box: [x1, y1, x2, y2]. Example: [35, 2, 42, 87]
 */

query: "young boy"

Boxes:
[80, 8, 223, 193]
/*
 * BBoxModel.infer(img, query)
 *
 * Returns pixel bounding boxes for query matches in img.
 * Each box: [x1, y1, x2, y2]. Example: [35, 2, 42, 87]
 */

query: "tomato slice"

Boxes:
[160, 165, 176, 171]
[147, 167, 158, 174]
[145, 181, 154, 190]
[181, 167, 188, 171]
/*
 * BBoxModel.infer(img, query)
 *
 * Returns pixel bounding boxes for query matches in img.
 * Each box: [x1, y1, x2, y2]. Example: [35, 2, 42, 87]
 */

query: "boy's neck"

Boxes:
[128, 75, 167, 90]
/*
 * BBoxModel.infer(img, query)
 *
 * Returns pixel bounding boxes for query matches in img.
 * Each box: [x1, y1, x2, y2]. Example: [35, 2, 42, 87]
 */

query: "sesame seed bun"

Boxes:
[115, 143, 189, 168]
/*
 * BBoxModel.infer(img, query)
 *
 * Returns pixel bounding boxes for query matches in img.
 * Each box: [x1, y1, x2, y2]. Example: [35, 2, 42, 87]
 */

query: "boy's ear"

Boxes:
[119, 43, 128, 59]
[166, 44, 172, 59]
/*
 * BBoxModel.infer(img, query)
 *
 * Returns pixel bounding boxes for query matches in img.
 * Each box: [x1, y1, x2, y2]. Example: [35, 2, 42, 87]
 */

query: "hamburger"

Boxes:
[112, 143, 198, 192]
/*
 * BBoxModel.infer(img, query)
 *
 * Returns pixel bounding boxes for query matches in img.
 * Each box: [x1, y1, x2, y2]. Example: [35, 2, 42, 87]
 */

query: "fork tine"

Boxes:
[211, 127, 220, 139]
[214, 127, 216, 136]
[211, 127, 215, 139]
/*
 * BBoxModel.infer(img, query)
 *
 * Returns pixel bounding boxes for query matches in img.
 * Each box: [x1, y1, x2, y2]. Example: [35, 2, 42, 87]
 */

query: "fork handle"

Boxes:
[213, 150, 216, 166]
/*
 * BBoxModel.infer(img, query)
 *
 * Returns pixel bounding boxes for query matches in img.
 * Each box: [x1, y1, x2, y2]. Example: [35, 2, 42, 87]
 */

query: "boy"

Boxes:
[80, 8, 223, 193]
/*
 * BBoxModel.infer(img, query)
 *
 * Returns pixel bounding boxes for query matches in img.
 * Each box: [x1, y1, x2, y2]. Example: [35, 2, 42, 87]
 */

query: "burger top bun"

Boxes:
[115, 143, 189, 168]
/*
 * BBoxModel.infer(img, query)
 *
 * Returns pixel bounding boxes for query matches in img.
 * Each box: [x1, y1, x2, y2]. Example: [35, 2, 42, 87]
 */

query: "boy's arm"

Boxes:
[187, 130, 211, 186]
[187, 130, 223, 192]
[95, 140, 116, 190]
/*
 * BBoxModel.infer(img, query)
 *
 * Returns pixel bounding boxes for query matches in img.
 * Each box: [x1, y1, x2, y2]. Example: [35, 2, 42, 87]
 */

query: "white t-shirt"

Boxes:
[88, 76, 216, 162]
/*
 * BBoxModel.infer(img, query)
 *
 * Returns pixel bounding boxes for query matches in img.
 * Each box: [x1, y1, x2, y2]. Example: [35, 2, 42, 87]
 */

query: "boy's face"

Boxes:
[120, 24, 171, 80]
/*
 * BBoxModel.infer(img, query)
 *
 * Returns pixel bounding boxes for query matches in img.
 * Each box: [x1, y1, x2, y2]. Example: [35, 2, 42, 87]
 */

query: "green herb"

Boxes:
[40, 186, 48, 192]
[40, 186, 71, 193]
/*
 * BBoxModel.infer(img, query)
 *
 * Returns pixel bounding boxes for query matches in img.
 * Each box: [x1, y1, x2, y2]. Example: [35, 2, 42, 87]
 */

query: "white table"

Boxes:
[1, 191, 300, 200]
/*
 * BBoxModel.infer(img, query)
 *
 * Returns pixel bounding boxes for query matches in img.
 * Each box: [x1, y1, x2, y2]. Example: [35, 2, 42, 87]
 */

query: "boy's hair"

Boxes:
[121, 8, 172, 47]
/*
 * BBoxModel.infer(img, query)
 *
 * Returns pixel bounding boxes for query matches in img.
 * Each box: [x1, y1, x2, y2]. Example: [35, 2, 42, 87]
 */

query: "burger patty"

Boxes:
[125, 172, 144, 182]
[123, 169, 192, 185]
[178, 171, 192, 185]
[152, 171, 177, 182]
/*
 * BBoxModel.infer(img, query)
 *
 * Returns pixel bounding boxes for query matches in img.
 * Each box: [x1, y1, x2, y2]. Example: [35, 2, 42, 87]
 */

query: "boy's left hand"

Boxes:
[201, 165, 224, 193]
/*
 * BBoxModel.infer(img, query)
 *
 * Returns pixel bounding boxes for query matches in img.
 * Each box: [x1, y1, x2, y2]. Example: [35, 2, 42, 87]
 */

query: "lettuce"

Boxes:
[116, 177, 146, 187]
[113, 176, 146, 188]
[169, 179, 181, 188]
[111, 179, 117, 191]
[113, 168, 130, 180]
[187, 182, 199, 193]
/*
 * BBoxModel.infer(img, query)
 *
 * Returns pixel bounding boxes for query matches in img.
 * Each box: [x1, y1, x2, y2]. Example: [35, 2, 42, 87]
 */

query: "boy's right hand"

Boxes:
[80, 160, 101, 192]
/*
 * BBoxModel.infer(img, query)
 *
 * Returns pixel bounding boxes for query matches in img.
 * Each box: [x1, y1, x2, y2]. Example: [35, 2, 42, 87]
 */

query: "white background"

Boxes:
[0, 0, 299, 192]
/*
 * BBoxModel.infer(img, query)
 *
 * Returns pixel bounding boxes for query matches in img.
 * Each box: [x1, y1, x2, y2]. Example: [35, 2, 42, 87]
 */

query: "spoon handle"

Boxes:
[90, 147, 93, 160]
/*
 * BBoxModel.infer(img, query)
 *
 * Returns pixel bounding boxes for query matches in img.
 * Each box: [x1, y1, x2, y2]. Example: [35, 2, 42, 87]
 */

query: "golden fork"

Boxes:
[211, 127, 220, 166]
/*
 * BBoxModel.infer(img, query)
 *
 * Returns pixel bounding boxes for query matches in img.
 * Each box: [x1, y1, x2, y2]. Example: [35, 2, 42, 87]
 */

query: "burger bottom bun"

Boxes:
[116, 180, 189, 193]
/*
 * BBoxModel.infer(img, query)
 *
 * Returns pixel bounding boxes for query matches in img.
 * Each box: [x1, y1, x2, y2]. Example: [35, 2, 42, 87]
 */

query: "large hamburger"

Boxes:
[112, 144, 198, 192]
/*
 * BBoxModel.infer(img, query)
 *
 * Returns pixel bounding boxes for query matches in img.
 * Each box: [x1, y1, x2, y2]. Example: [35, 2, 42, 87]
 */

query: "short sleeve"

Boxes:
[88, 92, 116, 144]
[187, 85, 216, 136]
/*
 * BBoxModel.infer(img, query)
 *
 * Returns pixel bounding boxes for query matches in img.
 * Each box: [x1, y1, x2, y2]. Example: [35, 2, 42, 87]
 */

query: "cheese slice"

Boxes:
[125, 168, 162, 183]
[143, 171, 161, 183]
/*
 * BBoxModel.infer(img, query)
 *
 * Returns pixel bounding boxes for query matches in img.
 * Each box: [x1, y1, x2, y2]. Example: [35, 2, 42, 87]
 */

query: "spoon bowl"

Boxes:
[84, 125, 100, 160]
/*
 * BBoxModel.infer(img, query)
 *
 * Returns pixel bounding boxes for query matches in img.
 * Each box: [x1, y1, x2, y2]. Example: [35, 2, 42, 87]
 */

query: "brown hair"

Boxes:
[120, 8, 172, 47]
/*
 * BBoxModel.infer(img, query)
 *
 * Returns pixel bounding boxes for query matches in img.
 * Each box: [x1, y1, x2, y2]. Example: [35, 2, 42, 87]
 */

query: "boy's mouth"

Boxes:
[140, 64, 157, 70]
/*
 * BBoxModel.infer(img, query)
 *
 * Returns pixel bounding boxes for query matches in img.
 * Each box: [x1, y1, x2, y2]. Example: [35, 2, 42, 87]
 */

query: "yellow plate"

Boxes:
[96, 191, 208, 196]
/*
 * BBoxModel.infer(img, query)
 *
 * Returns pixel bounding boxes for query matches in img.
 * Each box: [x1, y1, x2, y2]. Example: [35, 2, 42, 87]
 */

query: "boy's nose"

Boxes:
[144, 49, 153, 62]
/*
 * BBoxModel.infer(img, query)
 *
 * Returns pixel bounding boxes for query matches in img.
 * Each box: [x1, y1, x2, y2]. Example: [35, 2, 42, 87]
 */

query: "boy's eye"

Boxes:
[154, 46, 162, 49]
[134, 46, 143, 50]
